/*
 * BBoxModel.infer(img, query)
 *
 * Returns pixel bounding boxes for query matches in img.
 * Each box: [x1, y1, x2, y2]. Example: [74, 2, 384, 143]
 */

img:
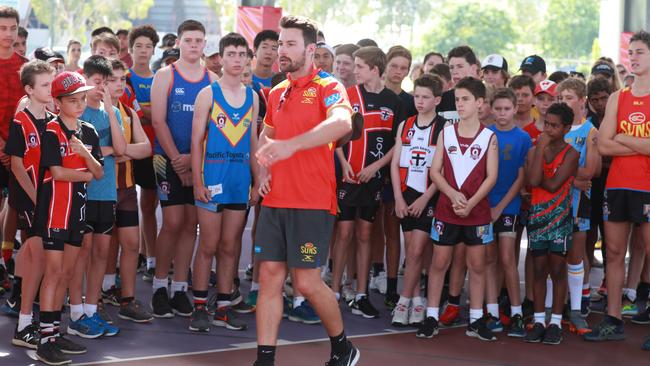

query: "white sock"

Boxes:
[397, 296, 411, 306]
[511, 305, 523, 317]
[70, 304, 84, 322]
[335, 292, 341, 301]
[170, 280, 187, 295]
[102, 274, 116, 292]
[18, 313, 32, 332]
[293, 296, 305, 308]
[84, 303, 97, 318]
[545, 277, 553, 308]
[568, 261, 584, 311]
[624, 288, 637, 302]
[355, 293, 366, 302]
[152, 277, 168, 292]
[534, 312, 545, 325]
[146, 257, 156, 270]
[250, 282, 259, 291]
[412, 296, 424, 307]
[487, 303, 499, 317]
[427, 307, 439, 320]
[469, 308, 482, 323]
[550, 313, 562, 326]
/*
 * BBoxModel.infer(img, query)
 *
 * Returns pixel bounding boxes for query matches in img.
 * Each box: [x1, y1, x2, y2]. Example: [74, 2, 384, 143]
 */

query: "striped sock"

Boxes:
[39, 311, 56, 344]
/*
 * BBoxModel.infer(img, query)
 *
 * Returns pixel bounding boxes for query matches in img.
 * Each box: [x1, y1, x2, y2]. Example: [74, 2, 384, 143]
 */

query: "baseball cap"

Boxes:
[204, 36, 221, 57]
[33, 47, 64, 64]
[159, 33, 177, 49]
[520, 55, 546, 74]
[591, 63, 615, 77]
[162, 48, 180, 63]
[51, 72, 94, 99]
[534, 79, 558, 97]
[316, 42, 335, 57]
[482, 54, 508, 72]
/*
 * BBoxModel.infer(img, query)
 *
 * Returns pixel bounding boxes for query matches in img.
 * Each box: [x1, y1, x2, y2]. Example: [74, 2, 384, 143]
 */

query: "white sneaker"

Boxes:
[409, 303, 426, 325]
[391, 303, 409, 326]
[342, 282, 355, 303]
[374, 271, 387, 295]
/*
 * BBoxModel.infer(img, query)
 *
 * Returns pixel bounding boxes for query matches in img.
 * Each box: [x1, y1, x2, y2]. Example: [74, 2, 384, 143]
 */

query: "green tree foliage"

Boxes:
[541, 0, 599, 59]
[421, 3, 518, 58]
[31, 0, 153, 45]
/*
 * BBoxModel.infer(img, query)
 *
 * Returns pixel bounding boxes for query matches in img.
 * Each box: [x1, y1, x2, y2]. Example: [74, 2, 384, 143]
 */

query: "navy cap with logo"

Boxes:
[519, 55, 546, 74]
[591, 63, 615, 77]
[162, 48, 180, 63]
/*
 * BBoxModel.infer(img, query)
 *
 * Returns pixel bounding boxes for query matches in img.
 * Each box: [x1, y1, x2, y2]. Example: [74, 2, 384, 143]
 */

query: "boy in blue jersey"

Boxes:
[252, 30, 278, 92]
[67, 55, 126, 338]
[556, 78, 599, 335]
[150, 20, 218, 319]
[127, 25, 160, 282]
[485, 88, 531, 337]
[188, 32, 259, 332]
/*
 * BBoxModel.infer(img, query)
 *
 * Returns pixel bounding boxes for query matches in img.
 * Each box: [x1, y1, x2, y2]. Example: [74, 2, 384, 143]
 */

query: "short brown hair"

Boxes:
[92, 33, 120, 53]
[557, 77, 587, 99]
[20, 60, 54, 88]
[490, 87, 517, 106]
[335, 43, 359, 58]
[455, 77, 486, 100]
[0, 6, 19, 24]
[353, 46, 387, 75]
[507, 74, 535, 92]
[414, 74, 444, 97]
[110, 59, 127, 72]
[430, 63, 451, 83]
[630, 30, 650, 51]
[177, 19, 205, 38]
[447, 46, 477, 66]
[279, 15, 318, 45]
[386, 45, 412, 68]
[129, 24, 159, 49]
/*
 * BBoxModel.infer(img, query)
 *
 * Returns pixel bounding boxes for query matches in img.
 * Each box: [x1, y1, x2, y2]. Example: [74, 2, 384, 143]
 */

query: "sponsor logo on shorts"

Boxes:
[503, 216, 513, 227]
[553, 237, 565, 244]
[476, 224, 488, 237]
[254, 246, 262, 253]
[160, 181, 171, 195]
[338, 189, 346, 200]
[300, 242, 318, 262]
[427, 207, 434, 218]
[434, 220, 444, 235]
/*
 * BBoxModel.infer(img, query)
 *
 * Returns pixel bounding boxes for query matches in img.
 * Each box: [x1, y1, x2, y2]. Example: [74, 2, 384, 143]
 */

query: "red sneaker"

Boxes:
[439, 303, 460, 326]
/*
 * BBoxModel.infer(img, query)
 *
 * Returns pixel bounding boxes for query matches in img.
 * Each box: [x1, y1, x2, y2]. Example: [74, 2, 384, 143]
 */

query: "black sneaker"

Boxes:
[230, 288, 243, 306]
[584, 316, 626, 341]
[466, 316, 496, 341]
[53, 335, 87, 354]
[36, 338, 71, 365]
[170, 291, 193, 317]
[416, 316, 439, 338]
[325, 341, 360, 366]
[12, 323, 39, 349]
[350, 296, 379, 319]
[384, 293, 399, 311]
[119, 299, 154, 323]
[151, 287, 174, 318]
[507, 314, 525, 338]
[632, 307, 650, 325]
[142, 268, 155, 282]
[189, 306, 210, 332]
[524, 323, 546, 343]
[101, 286, 121, 307]
[543, 324, 563, 345]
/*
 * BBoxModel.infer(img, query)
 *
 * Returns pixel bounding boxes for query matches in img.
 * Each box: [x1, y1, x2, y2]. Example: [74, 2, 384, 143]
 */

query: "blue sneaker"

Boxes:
[247, 290, 258, 307]
[288, 300, 321, 324]
[643, 335, 650, 351]
[0, 297, 19, 317]
[67, 314, 104, 339]
[90, 312, 120, 337]
[486, 315, 503, 333]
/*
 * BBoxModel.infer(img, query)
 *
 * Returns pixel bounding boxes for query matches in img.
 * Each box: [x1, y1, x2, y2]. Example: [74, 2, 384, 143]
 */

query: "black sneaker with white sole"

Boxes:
[53, 335, 87, 354]
[151, 287, 174, 318]
[325, 341, 360, 366]
[12, 323, 39, 349]
[543, 324, 563, 345]
[36, 338, 71, 365]
[170, 291, 193, 317]
[350, 296, 379, 319]
[466, 316, 497, 341]
[416, 316, 439, 338]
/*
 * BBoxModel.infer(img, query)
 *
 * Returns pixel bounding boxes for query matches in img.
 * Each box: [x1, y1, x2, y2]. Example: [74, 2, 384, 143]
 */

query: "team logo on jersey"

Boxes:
[470, 144, 482, 160]
[447, 146, 458, 155]
[175, 87, 185, 96]
[435, 220, 444, 235]
[301, 97, 314, 104]
[503, 216, 513, 227]
[352, 103, 360, 113]
[379, 107, 393, 121]
[59, 143, 67, 156]
[410, 150, 427, 166]
[27, 133, 38, 148]
[300, 242, 318, 262]
[629, 112, 646, 125]
[574, 137, 586, 146]
[374, 191, 382, 202]
[303, 87, 317, 98]
[216, 113, 227, 129]
[405, 128, 415, 143]
[476, 224, 489, 237]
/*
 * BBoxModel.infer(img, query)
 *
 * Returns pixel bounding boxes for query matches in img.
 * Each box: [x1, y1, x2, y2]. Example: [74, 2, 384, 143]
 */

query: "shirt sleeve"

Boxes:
[322, 80, 352, 115]
[518, 134, 533, 168]
[4, 120, 26, 157]
[262, 91, 275, 129]
[40, 130, 62, 168]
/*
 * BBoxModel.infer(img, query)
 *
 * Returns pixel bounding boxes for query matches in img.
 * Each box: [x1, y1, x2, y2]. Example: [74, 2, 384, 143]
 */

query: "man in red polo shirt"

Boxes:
[253, 15, 359, 366]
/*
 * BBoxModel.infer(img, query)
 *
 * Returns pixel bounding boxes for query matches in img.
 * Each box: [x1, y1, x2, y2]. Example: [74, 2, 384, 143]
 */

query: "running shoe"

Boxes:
[283, 295, 291, 318]
[543, 324, 563, 345]
[53, 335, 87, 354]
[288, 301, 321, 324]
[245, 264, 254, 281]
[67, 314, 104, 339]
[384, 292, 399, 311]
[622, 303, 638, 316]
[90, 312, 119, 337]
[632, 307, 650, 325]
[189, 306, 210, 332]
[36, 338, 70, 365]
[170, 291, 193, 317]
[136, 254, 146, 273]
[230, 288, 243, 306]
[247, 290, 258, 307]
[409, 302, 425, 326]
[486, 315, 503, 333]
[151, 287, 174, 318]
[350, 296, 379, 319]
[118, 299, 153, 323]
[341, 282, 355, 303]
[325, 341, 360, 366]
[584, 317, 625, 341]
[416, 316, 439, 338]
[569, 310, 591, 335]
[232, 300, 255, 314]
[101, 286, 121, 307]
[212, 306, 247, 330]
[439, 303, 460, 326]
[391, 303, 409, 327]
[97, 302, 113, 324]
[581, 296, 591, 318]
[466, 316, 496, 341]
[12, 323, 39, 349]
[369, 271, 387, 294]
[142, 268, 155, 282]
[0, 297, 20, 317]
[507, 314, 525, 338]
[524, 323, 545, 343]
